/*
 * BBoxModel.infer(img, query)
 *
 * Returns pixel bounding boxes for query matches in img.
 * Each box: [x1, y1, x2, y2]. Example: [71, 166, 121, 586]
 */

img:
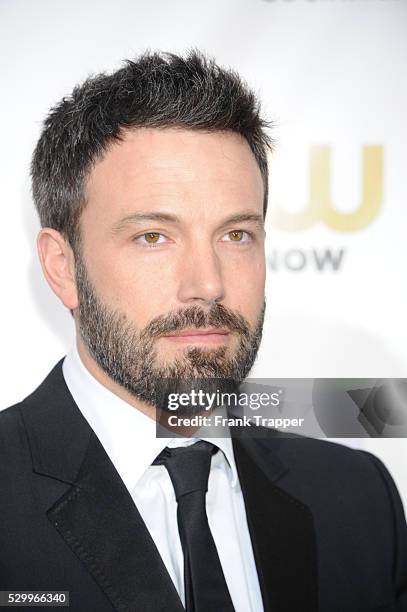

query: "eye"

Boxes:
[134, 232, 167, 246]
[222, 230, 252, 243]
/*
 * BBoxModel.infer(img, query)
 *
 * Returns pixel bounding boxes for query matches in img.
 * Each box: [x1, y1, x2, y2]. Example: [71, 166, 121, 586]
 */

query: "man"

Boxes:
[0, 50, 406, 612]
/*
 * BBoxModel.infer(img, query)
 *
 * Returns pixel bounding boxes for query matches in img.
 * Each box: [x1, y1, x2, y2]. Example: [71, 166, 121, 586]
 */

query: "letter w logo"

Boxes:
[271, 145, 383, 232]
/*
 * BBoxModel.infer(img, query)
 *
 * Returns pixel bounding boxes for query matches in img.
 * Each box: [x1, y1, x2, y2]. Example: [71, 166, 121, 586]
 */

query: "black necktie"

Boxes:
[153, 441, 235, 612]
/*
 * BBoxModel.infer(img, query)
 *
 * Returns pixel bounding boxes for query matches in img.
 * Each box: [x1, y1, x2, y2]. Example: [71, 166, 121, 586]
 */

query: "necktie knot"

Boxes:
[153, 441, 217, 501]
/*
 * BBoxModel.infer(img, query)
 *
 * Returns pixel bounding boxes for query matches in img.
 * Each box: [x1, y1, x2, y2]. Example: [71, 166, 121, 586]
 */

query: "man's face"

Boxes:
[75, 128, 266, 410]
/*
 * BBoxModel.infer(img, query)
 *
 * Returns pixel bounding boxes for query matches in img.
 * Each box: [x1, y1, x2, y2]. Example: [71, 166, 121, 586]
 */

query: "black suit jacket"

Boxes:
[1, 361, 407, 612]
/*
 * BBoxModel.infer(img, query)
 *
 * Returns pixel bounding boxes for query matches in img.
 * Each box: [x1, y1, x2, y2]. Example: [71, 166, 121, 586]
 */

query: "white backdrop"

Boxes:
[1, 0, 406, 503]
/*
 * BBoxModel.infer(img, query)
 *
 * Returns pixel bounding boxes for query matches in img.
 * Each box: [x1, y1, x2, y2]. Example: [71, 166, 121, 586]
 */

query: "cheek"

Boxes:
[223, 255, 266, 318]
[224, 249, 265, 287]
[88, 248, 178, 318]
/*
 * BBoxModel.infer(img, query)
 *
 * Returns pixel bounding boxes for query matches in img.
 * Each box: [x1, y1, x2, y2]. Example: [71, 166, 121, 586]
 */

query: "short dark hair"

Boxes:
[31, 50, 273, 249]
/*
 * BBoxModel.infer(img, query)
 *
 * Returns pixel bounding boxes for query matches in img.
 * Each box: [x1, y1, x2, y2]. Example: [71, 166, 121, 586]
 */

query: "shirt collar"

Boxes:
[62, 339, 239, 492]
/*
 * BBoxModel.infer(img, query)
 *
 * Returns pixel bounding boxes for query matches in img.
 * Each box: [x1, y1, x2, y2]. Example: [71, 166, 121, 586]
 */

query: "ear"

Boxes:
[37, 228, 79, 310]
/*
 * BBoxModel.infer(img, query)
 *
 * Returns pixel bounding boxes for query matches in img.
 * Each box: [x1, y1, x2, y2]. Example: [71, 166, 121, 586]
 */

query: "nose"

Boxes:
[177, 243, 225, 306]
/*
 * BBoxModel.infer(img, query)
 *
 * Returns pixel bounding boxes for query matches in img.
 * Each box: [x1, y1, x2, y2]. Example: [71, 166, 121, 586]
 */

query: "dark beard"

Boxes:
[74, 250, 265, 415]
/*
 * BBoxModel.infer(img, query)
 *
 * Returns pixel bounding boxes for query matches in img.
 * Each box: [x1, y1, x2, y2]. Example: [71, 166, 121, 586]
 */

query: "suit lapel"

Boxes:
[232, 433, 319, 612]
[21, 362, 184, 612]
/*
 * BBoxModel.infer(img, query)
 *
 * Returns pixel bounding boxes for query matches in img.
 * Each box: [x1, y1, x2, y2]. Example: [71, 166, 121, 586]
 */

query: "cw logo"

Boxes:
[270, 145, 383, 232]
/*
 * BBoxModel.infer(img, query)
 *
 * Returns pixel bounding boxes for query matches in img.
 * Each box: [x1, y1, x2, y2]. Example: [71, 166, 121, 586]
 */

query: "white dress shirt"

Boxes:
[62, 340, 264, 612]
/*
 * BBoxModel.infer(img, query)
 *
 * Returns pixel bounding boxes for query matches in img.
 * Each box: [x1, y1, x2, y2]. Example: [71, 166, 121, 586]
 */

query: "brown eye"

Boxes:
[228, 230, 244, 241]
[221, 230, 252, 244]
[144, 232, 160, 243]
[134, 232, 169, 247]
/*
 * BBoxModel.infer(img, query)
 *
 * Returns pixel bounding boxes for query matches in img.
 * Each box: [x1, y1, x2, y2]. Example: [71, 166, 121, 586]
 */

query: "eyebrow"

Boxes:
[112, 211, 265, 234]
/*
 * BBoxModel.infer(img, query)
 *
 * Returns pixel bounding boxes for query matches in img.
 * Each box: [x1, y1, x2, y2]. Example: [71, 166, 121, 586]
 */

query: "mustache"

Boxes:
[142, 303, 251, 339]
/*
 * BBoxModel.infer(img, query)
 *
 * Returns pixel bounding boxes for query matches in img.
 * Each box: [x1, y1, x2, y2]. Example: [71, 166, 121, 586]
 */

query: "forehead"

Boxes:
[84, 128, 264, 222]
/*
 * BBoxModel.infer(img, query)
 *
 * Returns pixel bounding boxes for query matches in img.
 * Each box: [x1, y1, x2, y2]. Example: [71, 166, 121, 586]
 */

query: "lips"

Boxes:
[162, 328, 231, 344]
[164, 328, 229, 337]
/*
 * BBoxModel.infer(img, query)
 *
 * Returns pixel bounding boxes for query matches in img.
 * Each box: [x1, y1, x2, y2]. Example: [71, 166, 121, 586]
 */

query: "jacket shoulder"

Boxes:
[0, 402, 26, 445]
[272, 434, 403, 497]
[0, 402, 33, 482]
[0, 360, 66, 463]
